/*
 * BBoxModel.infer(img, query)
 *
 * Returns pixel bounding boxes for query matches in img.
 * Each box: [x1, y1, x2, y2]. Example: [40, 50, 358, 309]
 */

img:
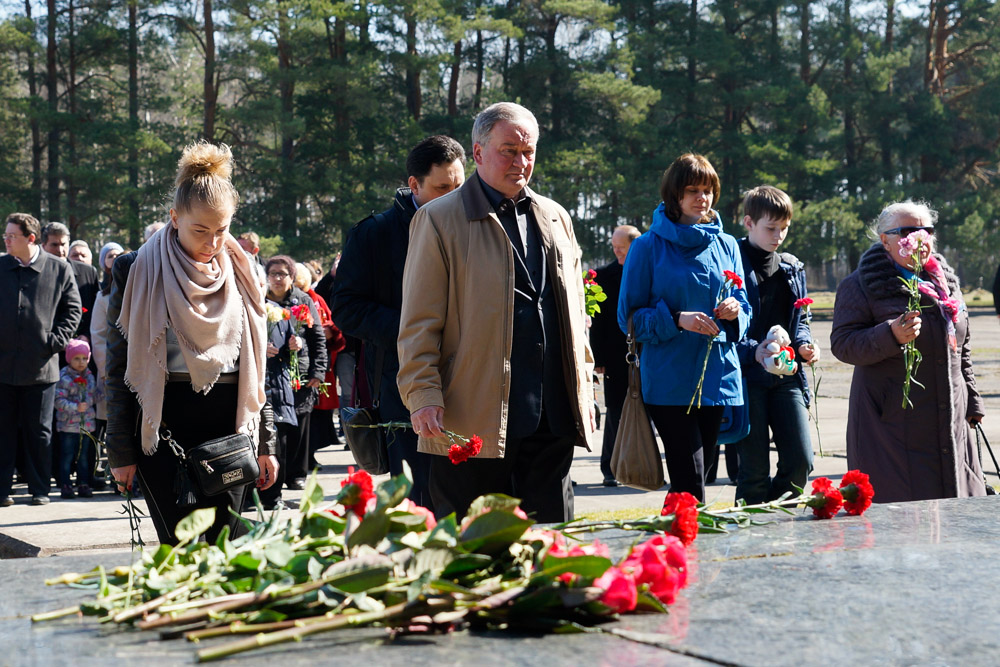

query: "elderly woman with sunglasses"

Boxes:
[831, 200, 986, 503]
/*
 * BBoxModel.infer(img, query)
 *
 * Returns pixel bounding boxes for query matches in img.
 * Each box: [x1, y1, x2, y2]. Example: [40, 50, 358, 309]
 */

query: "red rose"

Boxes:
[794, 297, 814, 309]
[448, 434, 483, 465]
[660, 491, 699, 545]
[594, 566, 637, 614]
[621, 534, 688, 605]
[807, 477, 844, 519]
[338, 466, 375, 517]
[722, 270, 743, 290]
[839, 470, 874, 516]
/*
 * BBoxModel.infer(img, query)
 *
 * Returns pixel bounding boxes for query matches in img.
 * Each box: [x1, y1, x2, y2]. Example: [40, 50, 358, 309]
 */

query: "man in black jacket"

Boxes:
[331, 135, 466, 510]
[589, 225, 639, 486]
[0, 213, 82, 506]
[41, 222, 99, 338]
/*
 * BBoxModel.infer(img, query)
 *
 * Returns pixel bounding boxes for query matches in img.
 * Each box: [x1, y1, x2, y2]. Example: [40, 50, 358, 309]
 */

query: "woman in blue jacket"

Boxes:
[618, 154, 750, 501]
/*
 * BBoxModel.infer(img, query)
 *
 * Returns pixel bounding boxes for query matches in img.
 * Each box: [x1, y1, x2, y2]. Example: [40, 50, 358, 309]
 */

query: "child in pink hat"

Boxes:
[54, 338, 98, 498]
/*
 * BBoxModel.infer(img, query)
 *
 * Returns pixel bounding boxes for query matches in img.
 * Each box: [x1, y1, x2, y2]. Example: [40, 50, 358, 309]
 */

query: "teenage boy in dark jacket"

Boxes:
[733, 186, 819, 505]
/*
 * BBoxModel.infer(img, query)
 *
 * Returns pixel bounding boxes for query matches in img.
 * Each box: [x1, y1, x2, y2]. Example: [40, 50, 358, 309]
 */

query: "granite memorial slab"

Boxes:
[2, 496, 999, 665]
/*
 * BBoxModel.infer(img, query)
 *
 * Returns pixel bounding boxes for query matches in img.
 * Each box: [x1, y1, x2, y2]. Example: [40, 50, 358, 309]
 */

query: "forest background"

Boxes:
[1, 0, 998, 288]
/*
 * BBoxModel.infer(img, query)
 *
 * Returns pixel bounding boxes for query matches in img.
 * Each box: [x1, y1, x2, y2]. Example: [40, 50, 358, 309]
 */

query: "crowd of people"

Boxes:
[0, 101, 988, 544]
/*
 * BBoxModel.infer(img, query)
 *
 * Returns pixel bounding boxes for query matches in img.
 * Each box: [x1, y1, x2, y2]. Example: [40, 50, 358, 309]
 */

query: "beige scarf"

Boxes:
[118, 225, 267, 455]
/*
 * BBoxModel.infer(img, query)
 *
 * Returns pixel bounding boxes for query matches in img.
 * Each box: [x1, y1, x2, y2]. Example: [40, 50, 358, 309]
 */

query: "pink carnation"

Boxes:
[395, 498, 437, 531]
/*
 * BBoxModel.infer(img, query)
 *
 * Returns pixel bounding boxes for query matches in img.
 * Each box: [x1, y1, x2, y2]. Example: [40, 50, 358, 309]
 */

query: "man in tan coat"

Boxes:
[397, 103, 593, 522]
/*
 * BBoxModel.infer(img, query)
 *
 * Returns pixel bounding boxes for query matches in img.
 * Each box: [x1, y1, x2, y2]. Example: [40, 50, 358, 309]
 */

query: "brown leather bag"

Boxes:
[610, 315, 664, 491]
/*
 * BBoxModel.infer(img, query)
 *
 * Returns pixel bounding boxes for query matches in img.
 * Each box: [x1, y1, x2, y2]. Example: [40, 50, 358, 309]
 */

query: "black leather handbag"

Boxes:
[162, 427, 259, 500]
[342, 346, 391, 475]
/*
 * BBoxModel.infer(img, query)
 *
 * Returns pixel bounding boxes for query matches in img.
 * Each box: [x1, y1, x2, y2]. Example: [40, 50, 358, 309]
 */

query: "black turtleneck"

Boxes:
[744, 240, 792, 343]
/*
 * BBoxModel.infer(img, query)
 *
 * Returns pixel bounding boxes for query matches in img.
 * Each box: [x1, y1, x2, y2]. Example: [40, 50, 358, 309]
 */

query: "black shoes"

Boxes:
[602, 479, 620, 487]
[31, 495, 50, 505]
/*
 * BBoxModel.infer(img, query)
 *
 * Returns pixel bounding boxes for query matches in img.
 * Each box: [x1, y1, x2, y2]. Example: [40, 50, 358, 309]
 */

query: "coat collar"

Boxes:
[857, 242, 960, 301]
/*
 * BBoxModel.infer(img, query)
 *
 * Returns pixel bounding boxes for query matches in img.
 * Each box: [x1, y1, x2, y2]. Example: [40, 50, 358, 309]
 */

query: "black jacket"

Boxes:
[271, 286, 327, 414]
[589, 260, 627, 401]
[105, 251, 276, 468]
[0, 249, 81, 385]
[70, 259, 100, 337]
[330, 187, 416, 420]
[265, 301, 298, 426]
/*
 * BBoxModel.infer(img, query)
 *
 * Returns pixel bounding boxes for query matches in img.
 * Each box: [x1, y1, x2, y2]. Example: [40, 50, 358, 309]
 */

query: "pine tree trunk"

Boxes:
[46, 0, 60, 221]
[278, 8, 296, 236]
[203, 0, 216, 141]
[447, 40, 461, 116]
[24, 0, 42, 217]
[128, 0, 139, 246]
[405, 10, 420, 121]
[67, 0, 78, 232]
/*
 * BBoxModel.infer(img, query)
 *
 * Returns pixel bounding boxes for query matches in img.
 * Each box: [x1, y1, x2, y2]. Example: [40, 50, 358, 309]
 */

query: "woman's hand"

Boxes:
[799, 343, 820, 365]
[713, 296, 740, 321]
[289, 335, 303, 352]
[678, 311, 719, 337]
[266, 342, 279, 358]
[256, 455, 279, 490]
[112, 464, 137, 492]
[891, 311, 922, 344]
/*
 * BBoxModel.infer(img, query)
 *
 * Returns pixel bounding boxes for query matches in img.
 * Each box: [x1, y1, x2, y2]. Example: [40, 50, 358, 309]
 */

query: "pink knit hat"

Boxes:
[65, 338, 91, 363]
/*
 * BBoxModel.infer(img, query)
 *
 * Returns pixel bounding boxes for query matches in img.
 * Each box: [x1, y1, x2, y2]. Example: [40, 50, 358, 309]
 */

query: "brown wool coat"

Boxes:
[830, 244, 986, 503]
[397, 172, 594, 458]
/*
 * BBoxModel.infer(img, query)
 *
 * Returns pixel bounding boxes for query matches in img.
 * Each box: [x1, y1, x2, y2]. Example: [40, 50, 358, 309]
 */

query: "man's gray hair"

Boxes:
[472, 103, 539, 148]
[143, 221, 166, 242]
[615, 225, 641, 241]
[69, 239, 90, 251]
[875, 200, 938, 234]
[41, 221, 70, 243]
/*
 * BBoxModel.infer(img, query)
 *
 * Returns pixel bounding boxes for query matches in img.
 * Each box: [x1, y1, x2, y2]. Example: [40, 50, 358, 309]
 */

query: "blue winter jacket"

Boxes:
[618, 205, 751, 406]
[734, 239, 813, 402]
[266, 302, 298, 427]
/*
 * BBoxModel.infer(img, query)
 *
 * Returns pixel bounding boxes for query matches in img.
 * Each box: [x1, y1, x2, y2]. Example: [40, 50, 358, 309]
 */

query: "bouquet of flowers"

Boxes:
[688, 269, 743, 413]
[583, 269, 607, 317]
[794, 297, 823, 456]
[288, 304, 314, 391]
[896, 230, 931, 409]
[265, 303, 290, 337]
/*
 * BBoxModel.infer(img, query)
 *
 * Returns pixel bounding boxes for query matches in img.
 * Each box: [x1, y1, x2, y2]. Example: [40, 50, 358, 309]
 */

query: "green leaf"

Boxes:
[347, 511, 390, 549]
[231, 553, 263, 572]
[440, 553, 493, 577]
[174, 508, 216, 544]
[300, 473, 324, 513]
[322, 554, 392, 593]
[535, 555, 613, 582]
[466, 493, 525, 518]
[459, 511, 533, 554]
[264, 542, 295, 568]
[406, 548, 456, 579]
[635, 590, 669, 613]
[424, 514, 459, 548]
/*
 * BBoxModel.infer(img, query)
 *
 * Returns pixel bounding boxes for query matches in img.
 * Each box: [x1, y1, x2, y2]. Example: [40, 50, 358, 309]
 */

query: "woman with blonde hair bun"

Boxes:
[105, 141, 279, 544]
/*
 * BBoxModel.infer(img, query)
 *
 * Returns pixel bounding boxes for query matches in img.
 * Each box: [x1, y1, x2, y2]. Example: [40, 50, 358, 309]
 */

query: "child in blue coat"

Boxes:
[733, 186, 819, 503]
[54, 338, 98, 499]
[618, 154, 751, 501]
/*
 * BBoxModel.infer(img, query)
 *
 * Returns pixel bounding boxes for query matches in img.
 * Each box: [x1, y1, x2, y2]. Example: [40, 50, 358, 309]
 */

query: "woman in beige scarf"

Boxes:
[105, 142, 279, 544]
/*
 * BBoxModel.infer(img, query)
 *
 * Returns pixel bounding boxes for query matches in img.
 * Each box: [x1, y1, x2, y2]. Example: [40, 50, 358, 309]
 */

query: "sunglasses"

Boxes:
[884, 226, 935, 237]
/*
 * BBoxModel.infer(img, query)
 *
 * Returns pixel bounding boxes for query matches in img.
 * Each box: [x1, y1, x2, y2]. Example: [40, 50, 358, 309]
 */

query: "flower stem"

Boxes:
[687, 336, 715, 414]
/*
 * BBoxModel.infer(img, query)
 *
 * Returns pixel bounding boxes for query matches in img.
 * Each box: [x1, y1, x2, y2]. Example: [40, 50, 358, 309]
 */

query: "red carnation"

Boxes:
[621, 534, 688, 605]
[794, 297, 814, 309]
[448, 434, 483, 465]
[289, 304, 314, 328]
[839, 470, 874, 516]
[722, 270, 743, 290]
[807, 477, 843, 519]
[660, 491, 699, 545]
[338, 466, 374, 517]
[594, 566, 638, 614]
[73, 376, 87, 386]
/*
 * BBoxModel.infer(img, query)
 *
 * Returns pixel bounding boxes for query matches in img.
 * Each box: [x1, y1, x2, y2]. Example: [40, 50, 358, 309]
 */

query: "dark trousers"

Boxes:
[135, 382, 248, 545]
[287, 410, 311, 483]
[388, 428, 434, 513]
[57, 431, 93, 487]
[258, 422, 296, 508]
[599, 375, 626, 482]
[646, 404, 724, 502]
[0, 382, 55, 498]
[735, 377, 813, 504]
[429, 425, 575, 523]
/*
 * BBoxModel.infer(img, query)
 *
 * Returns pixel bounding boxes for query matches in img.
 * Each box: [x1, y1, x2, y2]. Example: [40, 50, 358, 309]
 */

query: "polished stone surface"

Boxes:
[4, 496, 1000, 665]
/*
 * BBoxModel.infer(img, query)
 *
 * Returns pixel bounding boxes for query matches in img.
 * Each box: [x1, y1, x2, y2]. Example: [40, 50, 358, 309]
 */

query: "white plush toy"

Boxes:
[759, 325, 797, 375]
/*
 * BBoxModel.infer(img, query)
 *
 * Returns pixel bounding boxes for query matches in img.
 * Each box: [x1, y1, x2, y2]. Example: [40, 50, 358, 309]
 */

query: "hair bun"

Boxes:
[175, 141, 233, 188]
